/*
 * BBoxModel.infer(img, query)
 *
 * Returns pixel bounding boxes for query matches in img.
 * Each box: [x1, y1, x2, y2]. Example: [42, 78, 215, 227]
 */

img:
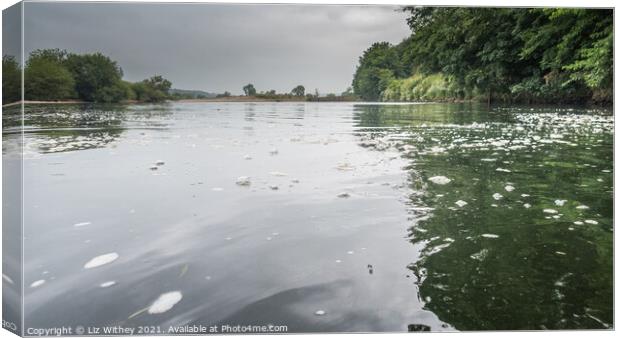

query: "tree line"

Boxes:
[240, 83, 356, 101]
[2, 49, 174, 104]
[352, 8, 612, 104]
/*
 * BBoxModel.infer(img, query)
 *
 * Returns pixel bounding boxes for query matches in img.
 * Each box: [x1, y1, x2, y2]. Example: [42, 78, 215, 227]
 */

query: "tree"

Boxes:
[64, 52, 123, 101]
[24, 56, 75, 100]
[291, 85, 305, 96]
[2, 55, 21, 104]
[243, 83, 256, 96]
[352, 42, 404, 100]
[131, 75, 172, 102]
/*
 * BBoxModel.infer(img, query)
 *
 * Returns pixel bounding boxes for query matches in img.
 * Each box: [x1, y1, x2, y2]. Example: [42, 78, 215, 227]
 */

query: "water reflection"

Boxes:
[5, 102, 612, 332]
[353, 103, 613, 330]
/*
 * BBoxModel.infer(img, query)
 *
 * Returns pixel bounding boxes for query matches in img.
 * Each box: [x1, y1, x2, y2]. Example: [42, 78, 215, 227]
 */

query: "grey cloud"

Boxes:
[22, 2, 411, 94]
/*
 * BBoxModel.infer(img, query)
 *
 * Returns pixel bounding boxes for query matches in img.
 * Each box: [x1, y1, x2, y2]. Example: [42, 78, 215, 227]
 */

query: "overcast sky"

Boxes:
[19, 2, 411, 95]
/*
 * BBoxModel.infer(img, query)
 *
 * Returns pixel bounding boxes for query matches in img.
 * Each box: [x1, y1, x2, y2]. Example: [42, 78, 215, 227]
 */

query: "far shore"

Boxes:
[2, 96, 360, 108]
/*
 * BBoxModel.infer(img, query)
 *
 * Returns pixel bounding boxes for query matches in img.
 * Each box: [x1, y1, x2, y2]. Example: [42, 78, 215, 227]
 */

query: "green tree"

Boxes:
[2, 55, 21, 104]
[291, 85, 305, 96]
[24, 56, 75, 100]
[243, 83, 256, 96]
[352, 42, 403, 100]
[132, 75, 172, 102]
[64, 52, 123, 101]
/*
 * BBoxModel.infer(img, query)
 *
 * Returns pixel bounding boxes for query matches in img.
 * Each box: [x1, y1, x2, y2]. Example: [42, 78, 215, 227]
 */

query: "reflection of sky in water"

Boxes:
[3, 102, 613, 332]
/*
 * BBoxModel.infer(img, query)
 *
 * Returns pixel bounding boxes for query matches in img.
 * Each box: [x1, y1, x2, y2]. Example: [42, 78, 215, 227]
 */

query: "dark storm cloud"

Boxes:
[22, 2, 411, 94]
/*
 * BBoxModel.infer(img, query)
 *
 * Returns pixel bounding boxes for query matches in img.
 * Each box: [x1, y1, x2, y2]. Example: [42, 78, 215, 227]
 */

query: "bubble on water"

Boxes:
[504, 185, 515, 192]
[30, 280, 45, 288]
[84, 253, 119, 269]
[492, 193, 503, 200]
[100, 281, 116, 288]
[428, 176, 451, 185]
[554, 200, 567, 206]
[543, 209, 558, 214]
[455, 200, 468, 207]
[147, 291, 183, 314]
[481, 234, 499, 239]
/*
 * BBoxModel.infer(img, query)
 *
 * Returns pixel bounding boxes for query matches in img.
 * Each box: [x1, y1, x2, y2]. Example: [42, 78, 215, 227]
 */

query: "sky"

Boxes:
[18, 2, 411, 95]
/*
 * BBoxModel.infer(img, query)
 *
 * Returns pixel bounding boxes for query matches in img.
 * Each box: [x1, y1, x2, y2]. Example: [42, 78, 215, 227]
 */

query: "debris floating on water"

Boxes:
[236, 176, 251, 186]
[504, 185, 515, 192]
[243, 155, 252, 160]
[84, 253, 119, 269]
[269, 185, 279, 190]
[585, 220, 598, 225]
[455, 200, 468, 207]
[574, 221, 584, 225]
[337, 192, 350, 198]
[74, 222, 91, 227]
[147, 291, 183, 314]
[543, 209, 558, 214]
[2, 274, 14, 284]
[576, 205, 590, 210]
[492, 193, 503, 200]
[100, 281, 116, 288]
[156, 160, 165, 166]
[496, 168, 511, 173]
[521, 194, 530, 197]
[428, 176, 451, 185]
[149, 166, 158, 171]
[524, 203, 531, 208]
[554, 200, 567, 206]
[481, 234, 499, 239]
[315, 310, 326, 316]
[30, 280, 45, 288]
[269, 148, 279, 155]
[269, 171, 288, 177]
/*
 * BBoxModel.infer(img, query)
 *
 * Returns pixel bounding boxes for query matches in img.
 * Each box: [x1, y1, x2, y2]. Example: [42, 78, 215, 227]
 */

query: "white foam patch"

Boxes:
[100, 281, 116, 288]
[148, 291, 183, 314]
[84, 253, 119, 269]
[504, 185, 515, 192]
[428, 176, 451, 185]
[481, 234, 499, 239]
[543, 209, 558, 214]
[455, 200, 468, 207]
[30, 280, 45, 288]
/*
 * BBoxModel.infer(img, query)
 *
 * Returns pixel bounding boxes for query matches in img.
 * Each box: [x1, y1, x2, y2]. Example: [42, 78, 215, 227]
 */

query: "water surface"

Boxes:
[2, 102, 613, 332]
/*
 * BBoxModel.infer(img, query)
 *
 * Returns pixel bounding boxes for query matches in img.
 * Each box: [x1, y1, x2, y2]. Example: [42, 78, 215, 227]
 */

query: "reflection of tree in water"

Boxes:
[351, 104, 613, 330]
[4, 103, 175, 154]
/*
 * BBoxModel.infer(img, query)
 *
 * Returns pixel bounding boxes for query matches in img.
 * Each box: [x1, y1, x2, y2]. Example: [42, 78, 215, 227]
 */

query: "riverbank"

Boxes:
[2, 96, 360, 108]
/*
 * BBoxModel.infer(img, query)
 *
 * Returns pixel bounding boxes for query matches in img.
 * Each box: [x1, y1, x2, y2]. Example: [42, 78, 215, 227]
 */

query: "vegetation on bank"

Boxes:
[2, 49, 174, 105]
[241, 83, 357, 102]
[353, 8, 613, 104]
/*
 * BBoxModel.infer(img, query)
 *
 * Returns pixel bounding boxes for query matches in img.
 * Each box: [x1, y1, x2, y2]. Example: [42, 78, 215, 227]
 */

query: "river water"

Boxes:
[2, 102, 613, 332]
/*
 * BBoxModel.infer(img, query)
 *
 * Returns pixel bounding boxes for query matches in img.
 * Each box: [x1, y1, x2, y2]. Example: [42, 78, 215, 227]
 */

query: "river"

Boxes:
[2, 102, 613, 332]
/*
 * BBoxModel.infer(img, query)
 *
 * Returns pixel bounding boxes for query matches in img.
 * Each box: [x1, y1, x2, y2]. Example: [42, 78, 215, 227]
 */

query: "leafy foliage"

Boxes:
[352, 8, 613, 104]
[242, 83, 256, 96]
[291, 85, 305, 96]
[2, 55, 21, 104]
